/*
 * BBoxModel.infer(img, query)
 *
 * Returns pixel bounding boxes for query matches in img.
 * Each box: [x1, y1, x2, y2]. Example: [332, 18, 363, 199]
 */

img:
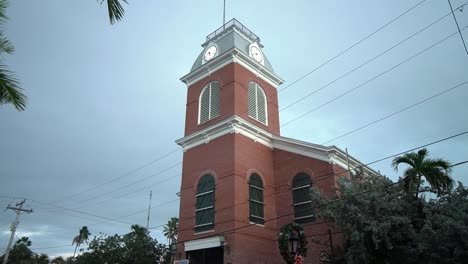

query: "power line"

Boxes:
[36, 0, 428, 211]
[276, 0, 429, 95]
[36, 161, 182, 211]
[42, 148, 181, 207]
[17, 1, 466, 240]
[31, 199, 134, 226]
[175, 129, 468, 226]
[49, 1, 460, 212]
[447, 0, 468, 55]
[181, 148, 468, 236]
[280, 5, 468, 127]
[321, 80, 468, 144]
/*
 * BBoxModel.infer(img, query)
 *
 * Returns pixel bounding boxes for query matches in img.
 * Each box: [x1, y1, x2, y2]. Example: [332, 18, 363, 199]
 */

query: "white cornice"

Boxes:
[175, 116, 274, 152]
[176, 116, 378, 176]
[180, 48, 284, 88]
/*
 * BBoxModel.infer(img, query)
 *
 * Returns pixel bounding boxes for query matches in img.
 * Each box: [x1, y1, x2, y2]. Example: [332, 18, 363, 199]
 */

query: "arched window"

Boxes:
[247, 82, 267, 125]
[195, 174, 215, 232]
[249, 174, 264, 224]
[292, 173, 315, 224]
[199, 81, 221, 124]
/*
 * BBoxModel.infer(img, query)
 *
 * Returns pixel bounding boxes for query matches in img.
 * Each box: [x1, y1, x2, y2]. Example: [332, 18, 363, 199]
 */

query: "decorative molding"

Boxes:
[180, 48, 284, 88]
[176, 116, 378, 175]
[175, 116, 273, 152]
[184, 236, 223, 251]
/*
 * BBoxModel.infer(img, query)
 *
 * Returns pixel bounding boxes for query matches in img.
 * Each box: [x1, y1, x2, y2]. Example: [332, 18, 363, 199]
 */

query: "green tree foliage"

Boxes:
[392, 148, 453, 199]
[1, 236, 49, 264]
[163, 217, 178, 245]
[71, 224, 168, 264]
[315, 174, 468, 264]
[9, 236, 33, 263]
[72, 226, 91, 258]
[33, 254, 49, 264]
[51, 256, 66, 264]
[0, 0, 26, 111]
[162, 217, 178, 264]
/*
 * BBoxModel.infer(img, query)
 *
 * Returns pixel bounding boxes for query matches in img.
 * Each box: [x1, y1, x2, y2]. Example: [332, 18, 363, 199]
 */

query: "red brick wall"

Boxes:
[184, 63, 280, 136]
[273, 149, 341, 264]
[177, 62, 344, 263]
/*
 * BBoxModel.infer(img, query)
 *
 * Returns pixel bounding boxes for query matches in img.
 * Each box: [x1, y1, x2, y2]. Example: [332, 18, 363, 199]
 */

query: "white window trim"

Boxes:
[294, 215, 315, 220]
[250, 214, 264, 220]
[293, 200, 313, 206]
[195, 206, 214, 212]
[196, 190, 214, 197]
[194, 222, 214, 228]
[249, 199, 265, 205]
[292, 184, 311, 191]
[250, 185, 264, 191]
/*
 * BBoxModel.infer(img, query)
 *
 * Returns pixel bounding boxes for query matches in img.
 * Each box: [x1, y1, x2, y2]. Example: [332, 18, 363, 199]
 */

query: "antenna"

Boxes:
[223, 0, 226, 29]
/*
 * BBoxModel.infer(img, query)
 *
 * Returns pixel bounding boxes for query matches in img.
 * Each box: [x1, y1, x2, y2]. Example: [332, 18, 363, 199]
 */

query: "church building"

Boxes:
[175, 19, 375, 264]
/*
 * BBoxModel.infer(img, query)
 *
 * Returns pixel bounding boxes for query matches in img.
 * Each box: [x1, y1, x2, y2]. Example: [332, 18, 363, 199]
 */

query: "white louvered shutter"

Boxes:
[247, 82, 268, 125]
[199, 82, 221, 124]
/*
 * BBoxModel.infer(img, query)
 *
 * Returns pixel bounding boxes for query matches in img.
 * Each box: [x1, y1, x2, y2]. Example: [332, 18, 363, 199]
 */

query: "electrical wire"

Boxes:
[35, 0, 429, 211]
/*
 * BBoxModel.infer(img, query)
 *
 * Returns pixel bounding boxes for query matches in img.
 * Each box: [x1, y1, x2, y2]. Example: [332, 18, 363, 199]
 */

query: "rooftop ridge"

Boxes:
[206, 18, 260, 43]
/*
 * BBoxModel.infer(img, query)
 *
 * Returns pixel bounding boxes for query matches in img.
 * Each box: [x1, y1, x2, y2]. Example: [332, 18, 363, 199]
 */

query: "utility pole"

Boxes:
[146, 191, 152, 230]
[2, 199, 33, 264]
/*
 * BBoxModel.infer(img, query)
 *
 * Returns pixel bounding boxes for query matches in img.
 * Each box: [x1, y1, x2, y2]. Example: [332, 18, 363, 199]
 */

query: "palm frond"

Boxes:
[100, 0, 128, 24]
[0, 0, 8, 25]
[392, 155, 416, 171]
[0, 37, 14, 54]
[0, 64, 26, 111]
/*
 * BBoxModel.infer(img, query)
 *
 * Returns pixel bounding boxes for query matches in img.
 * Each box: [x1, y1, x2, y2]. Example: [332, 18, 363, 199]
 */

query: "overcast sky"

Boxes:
[1, 0, 467, 258]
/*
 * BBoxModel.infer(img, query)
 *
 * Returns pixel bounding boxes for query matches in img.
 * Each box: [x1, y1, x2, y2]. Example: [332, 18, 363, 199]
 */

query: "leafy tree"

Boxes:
[51, 256, 66, 264]
[8, 236, 33, 263]
[33, 254, 50, 264]
[72, 226, 91, 258]
[0, 0, 26, 111]
[73, 224, 168, 264]
[392, 148, 453, 199]
[315, 173, 468, 264]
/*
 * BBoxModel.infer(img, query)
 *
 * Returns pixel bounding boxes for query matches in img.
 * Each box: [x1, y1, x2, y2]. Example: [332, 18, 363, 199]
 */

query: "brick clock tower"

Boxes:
[175, 19, 375, 264]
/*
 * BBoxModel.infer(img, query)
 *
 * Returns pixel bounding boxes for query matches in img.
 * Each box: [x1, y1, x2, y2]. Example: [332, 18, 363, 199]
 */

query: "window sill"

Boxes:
[249, 222, 265, 227]
[194, 229, 215, 235]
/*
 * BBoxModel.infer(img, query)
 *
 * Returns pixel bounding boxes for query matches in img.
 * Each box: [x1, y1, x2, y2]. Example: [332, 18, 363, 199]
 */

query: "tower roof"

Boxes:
[190, 19, 276, 73]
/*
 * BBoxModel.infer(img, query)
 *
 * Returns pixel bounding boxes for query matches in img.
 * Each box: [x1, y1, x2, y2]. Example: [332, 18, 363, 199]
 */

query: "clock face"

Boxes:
[250, 46, 263, 63]
[204, 45, 217, 61]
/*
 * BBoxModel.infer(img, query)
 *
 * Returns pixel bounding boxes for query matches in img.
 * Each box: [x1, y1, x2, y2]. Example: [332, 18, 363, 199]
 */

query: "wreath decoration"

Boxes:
[278, 222, 308, 263]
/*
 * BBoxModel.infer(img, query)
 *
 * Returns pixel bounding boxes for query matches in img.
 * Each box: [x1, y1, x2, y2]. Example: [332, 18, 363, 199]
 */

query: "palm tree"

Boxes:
[163, 217, 178, 245]
[163, 217, 178, 264]
[392, 148, 453, 199]
[100, 0, 128, 24]
[0, 0, 26, 111]
[72, 226, 91, 258]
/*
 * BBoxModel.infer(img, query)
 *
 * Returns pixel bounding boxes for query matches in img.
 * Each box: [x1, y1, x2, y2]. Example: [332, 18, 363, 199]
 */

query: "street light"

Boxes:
[288, 233, 299, 257]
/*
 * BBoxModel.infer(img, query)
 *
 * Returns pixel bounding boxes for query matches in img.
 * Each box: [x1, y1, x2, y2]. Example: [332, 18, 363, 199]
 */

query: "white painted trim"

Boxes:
[175, 116, 274, 152]
[180, 48, 284, 88]
[175, 115, 378, 175]
[184, 236, 223, 251]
